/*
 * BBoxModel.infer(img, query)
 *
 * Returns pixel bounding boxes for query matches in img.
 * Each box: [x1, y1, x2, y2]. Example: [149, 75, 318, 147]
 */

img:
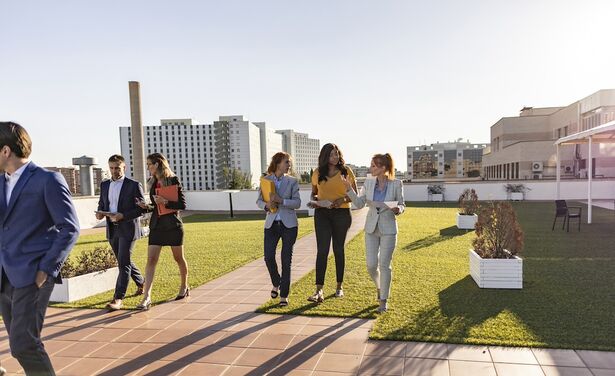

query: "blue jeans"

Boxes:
[264, 221, 298, 298]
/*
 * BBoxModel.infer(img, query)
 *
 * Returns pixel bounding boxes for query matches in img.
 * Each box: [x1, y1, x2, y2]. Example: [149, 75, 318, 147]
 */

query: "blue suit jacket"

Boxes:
[0, 162, 80, 288]
[98, 177, 145, 241]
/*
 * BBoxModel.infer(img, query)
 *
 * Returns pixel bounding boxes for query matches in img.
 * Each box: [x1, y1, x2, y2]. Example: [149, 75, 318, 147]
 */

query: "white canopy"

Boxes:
[554, 119, 615, 223]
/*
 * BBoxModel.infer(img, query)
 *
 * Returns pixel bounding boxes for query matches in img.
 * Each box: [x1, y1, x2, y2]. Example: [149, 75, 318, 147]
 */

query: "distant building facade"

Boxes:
[407, 141, 486, 180]
[482, 89, 615, 180]
[276, 129, 320, 176]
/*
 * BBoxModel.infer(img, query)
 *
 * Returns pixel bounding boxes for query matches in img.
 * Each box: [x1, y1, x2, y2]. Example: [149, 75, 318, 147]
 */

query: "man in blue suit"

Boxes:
[0, 122, 79, 375]
[96, 154, 145, 311]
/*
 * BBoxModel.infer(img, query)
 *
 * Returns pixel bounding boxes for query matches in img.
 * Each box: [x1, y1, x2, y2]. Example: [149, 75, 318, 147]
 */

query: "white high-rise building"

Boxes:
[120, 119, 218, 191]
[276, 129, 320, 175]
[215, 116, 262, 188]
[120, 116, 319, 190]
[253, 122, 283, 174]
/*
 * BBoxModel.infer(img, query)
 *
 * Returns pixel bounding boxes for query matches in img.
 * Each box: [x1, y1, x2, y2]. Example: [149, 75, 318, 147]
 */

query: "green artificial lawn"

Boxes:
[52, 214, 314, 309]
[259, 202, 615, 350]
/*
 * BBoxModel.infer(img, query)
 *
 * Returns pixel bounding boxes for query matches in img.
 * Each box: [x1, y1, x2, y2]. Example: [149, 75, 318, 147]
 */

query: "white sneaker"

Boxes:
[335, 289, 344, 298]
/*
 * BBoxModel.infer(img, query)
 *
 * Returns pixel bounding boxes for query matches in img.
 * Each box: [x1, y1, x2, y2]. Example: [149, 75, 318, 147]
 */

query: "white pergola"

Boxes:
[554, 119, 615, 224]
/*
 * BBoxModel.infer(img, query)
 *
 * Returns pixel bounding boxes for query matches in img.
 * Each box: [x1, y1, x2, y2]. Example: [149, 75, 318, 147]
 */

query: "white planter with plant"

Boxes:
[456, 188, 479, 230]
[427, 184, 445, 202]
[50, 247, 119, 302]
[510, 192, 524, 201]
[51, 267, 119, 303]
[470, 202, 524, 289]
[504, 184, 530, 201]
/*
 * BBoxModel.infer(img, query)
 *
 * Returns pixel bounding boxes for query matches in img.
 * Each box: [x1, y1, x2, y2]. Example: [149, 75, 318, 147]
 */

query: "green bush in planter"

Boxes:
[61, 247, 118, 278]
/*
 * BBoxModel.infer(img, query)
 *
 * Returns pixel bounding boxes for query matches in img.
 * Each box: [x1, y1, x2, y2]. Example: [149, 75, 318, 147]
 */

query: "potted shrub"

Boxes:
[469, 201, 524, 289]
[50, 247, 119, 302]
[427, 184, 445, 202]
[504, 183, 530, 201]
[456, 189, 479, 230]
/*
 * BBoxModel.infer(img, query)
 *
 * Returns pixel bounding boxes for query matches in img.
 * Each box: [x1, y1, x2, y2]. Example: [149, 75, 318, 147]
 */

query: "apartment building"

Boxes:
[483, 89, 615, 180]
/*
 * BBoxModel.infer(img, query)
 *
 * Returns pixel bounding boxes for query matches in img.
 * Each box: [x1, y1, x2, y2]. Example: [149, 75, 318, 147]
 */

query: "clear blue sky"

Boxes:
[2, 0, 615, 170]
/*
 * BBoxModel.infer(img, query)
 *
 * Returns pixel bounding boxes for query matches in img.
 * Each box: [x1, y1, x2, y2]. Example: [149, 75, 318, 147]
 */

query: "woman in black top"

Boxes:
[136, 153, 189, 310]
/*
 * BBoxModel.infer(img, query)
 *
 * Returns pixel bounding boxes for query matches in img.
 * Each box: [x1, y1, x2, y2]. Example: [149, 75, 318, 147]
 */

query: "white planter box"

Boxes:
[430, 193, 443, 202]
[469, 250, 522, 289]
[510, 192, 524, 201]
[50, 267, 119, 302]
[456, 214, 478, 230]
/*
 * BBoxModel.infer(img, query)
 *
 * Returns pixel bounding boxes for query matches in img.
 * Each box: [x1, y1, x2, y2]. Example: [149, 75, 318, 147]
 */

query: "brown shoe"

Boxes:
[106, 299, 122, 311]
[135, 285, 144, 296]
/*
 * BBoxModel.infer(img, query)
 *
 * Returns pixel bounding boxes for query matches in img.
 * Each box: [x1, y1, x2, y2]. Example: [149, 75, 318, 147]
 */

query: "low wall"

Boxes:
[72, 180, 614, 229]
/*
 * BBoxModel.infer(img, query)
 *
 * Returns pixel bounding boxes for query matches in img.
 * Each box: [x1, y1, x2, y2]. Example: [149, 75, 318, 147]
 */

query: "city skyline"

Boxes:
[2, 1, 615, 169]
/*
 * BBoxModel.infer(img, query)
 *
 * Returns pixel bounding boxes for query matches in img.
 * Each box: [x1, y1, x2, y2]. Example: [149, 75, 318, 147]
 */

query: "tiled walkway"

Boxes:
[2, 209, 615, 375]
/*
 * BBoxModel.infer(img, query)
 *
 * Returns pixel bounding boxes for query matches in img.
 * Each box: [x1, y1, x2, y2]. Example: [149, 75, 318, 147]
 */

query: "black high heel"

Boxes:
[175, 287, 190, 300]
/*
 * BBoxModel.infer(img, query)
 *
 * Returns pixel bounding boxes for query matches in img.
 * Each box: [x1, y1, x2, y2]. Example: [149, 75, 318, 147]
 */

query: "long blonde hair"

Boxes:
[147, 153, 175, 189]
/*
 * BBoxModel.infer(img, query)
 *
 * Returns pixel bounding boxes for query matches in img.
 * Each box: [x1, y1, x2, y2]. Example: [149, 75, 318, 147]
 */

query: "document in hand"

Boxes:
[155, 184, 179, 216]
[95, 211, 117, 217]
[367, 201, 399, 210]
[259, 177, 277, 213]
[309, 200, 333, 208]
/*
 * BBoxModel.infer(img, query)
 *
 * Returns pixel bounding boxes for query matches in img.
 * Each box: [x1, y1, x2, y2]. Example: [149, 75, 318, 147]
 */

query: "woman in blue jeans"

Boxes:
[256, 152, 302, 306]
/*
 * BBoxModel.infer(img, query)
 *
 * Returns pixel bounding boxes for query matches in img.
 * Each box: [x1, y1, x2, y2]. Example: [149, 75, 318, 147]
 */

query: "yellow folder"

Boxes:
[259, 176, 277, 213]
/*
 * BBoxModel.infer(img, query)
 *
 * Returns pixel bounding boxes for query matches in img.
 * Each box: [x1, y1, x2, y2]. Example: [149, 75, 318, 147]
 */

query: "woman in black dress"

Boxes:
[136, 153, 189, 310]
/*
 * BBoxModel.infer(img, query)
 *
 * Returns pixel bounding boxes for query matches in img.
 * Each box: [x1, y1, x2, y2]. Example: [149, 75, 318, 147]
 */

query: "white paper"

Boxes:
[384, 201, 399, 209]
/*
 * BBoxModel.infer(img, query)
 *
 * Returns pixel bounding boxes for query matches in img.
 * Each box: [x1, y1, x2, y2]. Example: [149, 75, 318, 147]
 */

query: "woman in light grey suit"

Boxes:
[343, 153, 405, 312]
[256, 152, 301, 306]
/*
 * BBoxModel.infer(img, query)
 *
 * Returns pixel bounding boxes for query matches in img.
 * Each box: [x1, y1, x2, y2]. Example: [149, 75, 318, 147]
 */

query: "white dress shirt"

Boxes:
[108, 176, 125, 213]
[5, 162, 30, 205]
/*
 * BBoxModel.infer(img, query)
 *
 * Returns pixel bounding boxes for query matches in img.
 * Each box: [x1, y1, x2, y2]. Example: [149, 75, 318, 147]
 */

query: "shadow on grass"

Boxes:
[402, 226, 468, 252]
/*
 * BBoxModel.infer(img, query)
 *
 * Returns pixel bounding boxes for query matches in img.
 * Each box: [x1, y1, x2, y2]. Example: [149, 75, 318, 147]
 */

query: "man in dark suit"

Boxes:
[0, 122, 79, 375]
[96, 154, 145, 310]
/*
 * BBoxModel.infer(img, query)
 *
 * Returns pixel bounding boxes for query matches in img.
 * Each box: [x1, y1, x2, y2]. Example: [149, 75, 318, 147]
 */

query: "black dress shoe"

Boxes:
[175, 287, 190, 301]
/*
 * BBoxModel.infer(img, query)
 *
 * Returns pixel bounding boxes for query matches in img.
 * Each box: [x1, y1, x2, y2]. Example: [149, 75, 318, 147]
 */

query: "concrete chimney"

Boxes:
[72, 156, 97, 196]
[128, 81, 147, 185]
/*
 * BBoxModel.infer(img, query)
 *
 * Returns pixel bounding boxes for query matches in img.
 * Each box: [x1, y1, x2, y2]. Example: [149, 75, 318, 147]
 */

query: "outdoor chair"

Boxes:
[552, 200, 581, 232]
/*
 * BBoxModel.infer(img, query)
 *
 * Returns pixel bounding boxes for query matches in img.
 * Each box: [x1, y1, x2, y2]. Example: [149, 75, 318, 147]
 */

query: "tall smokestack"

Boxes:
[128, 81, 146, 185]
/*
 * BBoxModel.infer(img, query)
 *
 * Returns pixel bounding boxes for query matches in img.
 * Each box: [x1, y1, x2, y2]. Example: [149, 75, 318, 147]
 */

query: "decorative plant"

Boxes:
[61, 247, 118, 278]
[427, 184, 445, 194]
[504, 183, 531, 194]
[458, 188, 479, 215]
[472, 201, 524, 259]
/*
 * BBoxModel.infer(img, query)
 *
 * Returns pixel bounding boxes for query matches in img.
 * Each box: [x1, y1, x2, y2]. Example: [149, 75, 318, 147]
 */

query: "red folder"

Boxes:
[155, 184, 179, 216]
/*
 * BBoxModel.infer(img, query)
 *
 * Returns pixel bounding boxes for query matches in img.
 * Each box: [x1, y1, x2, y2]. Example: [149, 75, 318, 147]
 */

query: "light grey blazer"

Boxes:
[347, 178, 405, 235]
[256, 174, 302, 229]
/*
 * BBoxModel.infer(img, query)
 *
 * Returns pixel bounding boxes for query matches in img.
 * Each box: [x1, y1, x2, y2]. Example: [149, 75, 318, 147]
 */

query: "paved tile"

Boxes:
[541, 366, 593, 376]
[590, 369, 615, 376]
[532, 349, 586, 367]
[315, 353, 362, 373]
[493, 363, 545, 376]
[449, 360, 496, 376]
[234, 348, 281, 367]
[365, 341, 407, 357]
[403, 358, 449, 376]
[177, 362, 228, 376]
[406, 342, 448, 359]
[359, 355, 404, 375]
[489, 346, 538, 364]
[447, 345, 492, 362]
[576, 350, 615, 369]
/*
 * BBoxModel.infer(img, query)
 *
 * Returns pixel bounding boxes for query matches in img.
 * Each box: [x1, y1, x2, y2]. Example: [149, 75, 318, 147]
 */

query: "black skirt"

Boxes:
[148, 227, 184, 246]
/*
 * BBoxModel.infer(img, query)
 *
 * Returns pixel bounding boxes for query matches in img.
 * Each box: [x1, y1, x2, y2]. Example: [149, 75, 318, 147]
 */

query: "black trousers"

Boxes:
[0, 271, 56, 376]
[314, 208, 352, 286]
[110, 230, 144, 300]
[264, 221, 298, 298]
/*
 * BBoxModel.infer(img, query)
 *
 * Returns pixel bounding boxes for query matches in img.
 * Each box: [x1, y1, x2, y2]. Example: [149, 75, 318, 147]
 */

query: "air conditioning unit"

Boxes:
[563, 165, 573, 173]
[532, 161, 543, 172]
[533, 173, 543, 180]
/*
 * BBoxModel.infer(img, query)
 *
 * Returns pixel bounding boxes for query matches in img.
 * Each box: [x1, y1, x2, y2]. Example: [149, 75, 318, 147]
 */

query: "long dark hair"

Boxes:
[317, 143, 348, 183]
